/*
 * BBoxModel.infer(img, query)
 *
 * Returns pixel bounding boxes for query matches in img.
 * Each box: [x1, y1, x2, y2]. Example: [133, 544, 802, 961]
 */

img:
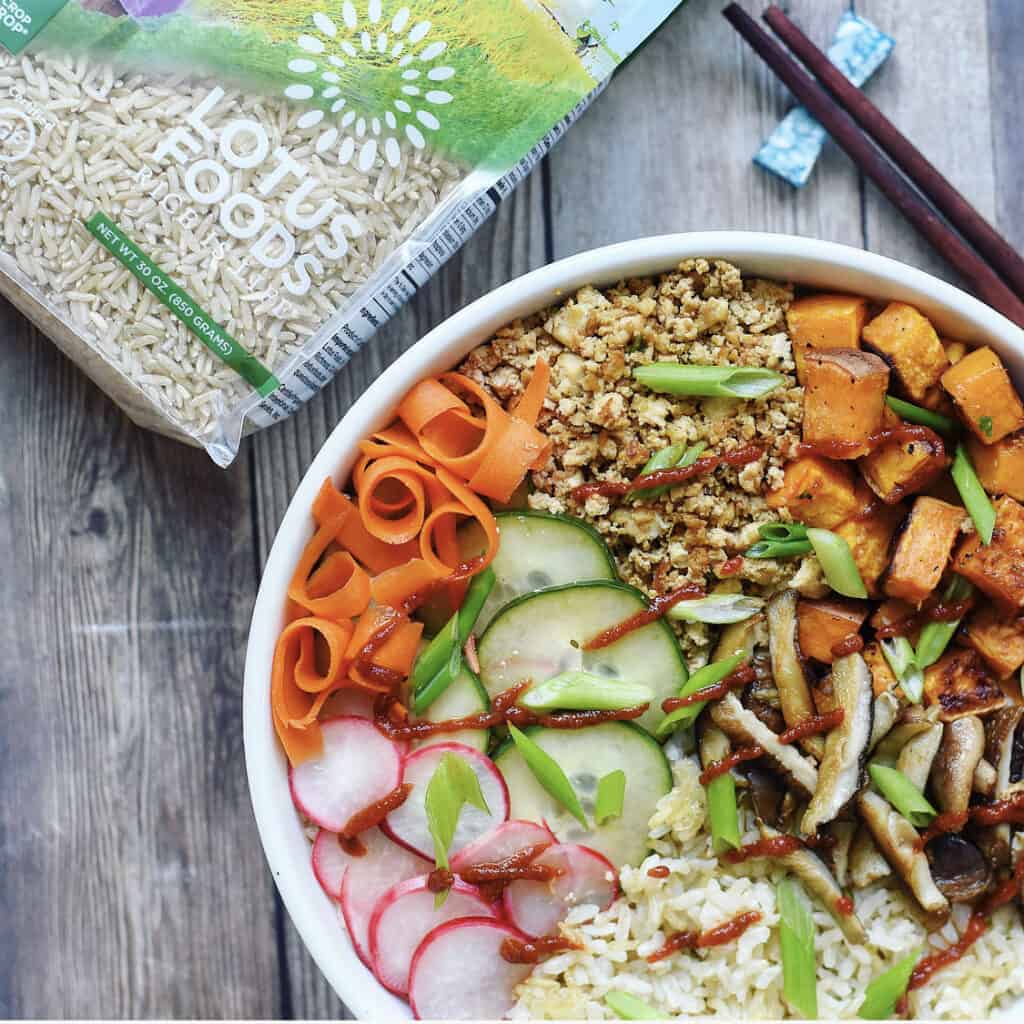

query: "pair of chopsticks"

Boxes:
[724, 4, 1024, 329]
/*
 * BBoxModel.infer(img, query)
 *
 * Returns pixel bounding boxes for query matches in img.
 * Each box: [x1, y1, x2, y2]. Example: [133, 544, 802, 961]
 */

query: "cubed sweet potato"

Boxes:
[883, 496, 965, 605]
[858, 407, 949, 504]
[953, 496, 1024, 609]
[803, 349, 890, 458]
[964, 604, 1024, 679]
[924, 647, 1006, 721]
[797, 597, 870, 663]
[766, 455, 862, 529]
[834, 503, 906, 597]
[967, 431, 1024, 501]
[863, 641, 898, 696]
[862, 302, 950, 401]
[941, 346, 1024, 444]
[870, 598, 918, 634]
[787, 293, 868, 382]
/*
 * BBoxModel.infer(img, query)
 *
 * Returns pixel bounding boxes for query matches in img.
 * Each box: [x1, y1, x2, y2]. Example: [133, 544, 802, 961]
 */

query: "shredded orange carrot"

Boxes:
[396, 377, 468, 434]
[371, 558, 446, 610]
[345, 605, 424, 690]
[511, 357, 550, 426]
[356, 455, 449, 545]
[432, 467, 500, 572]
[292, 617, 352, 694]
[288, 529, 372, 621]
[468, 415, 550, 503]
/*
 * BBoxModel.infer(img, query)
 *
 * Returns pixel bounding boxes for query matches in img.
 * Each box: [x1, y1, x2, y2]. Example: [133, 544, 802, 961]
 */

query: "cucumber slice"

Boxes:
[411, 667, 490, 754]
[459, 511, 617, 632]
[477, 581, 688, 734]
[493, 722, 671, 867]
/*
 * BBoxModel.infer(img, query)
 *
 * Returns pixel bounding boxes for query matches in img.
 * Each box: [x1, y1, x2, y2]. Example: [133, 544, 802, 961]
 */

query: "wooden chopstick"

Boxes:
[763, 4, 1024, 302]
[722, 3, 1024, 329]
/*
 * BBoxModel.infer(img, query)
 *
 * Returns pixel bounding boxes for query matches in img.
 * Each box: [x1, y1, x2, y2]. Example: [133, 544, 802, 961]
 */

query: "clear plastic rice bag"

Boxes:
[0, 0, 683, 464]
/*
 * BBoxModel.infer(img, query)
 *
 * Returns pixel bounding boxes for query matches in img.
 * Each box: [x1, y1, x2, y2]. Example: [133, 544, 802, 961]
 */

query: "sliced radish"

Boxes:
[450, 819, 555, 873]
[503, 843, 617, 937]
[409, 917, 534, 1021]
[383, 742, 509, 859]
[311, 829, 355, 900]
[369, 875, 496, 995]
[339, 828, 430, 965]
[289, 716, 403, 832]
[319, 687, 376, 720]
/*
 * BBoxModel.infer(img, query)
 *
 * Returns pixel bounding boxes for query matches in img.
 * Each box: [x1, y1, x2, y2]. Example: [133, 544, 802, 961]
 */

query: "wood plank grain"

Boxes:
[548, 0, 865, 254]
[988, 0, 1024, 252]
[857, 0, 997, 289]
[0, 307, 280, 1017]
[251, 173, 548, 1018]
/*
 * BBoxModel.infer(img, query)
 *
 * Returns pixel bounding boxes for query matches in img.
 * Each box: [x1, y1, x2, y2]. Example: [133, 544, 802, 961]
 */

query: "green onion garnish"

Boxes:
[758, 521, 809, 543]
[885, 396, 960, 439]
[507, 724, 588, 829]
[518, 671, 653, 712]
[634, 363, 786, 400]
[915, 576, 973, 669]
[869, 763, 937, 828]
[706, 771, 741, 852]
[656, 653, 746, 737]
[424, 752, 491, 905]
[806, 528, 868, 599]
[880, 636, 924, 703]
[632, 443, 684, 501]
[951, 444, 996, 545]
[858, 948, 921, 1020]
[604, 991, 661, 1020]
[633, 441, 708, 500]
[744, 538, 814, 560]
[595, 769, 626, 825]
[412, 611, 462, 715]
[412, 567, 495, 693]
[777, 878, 818, 1020]
[667, 593, 765, 625]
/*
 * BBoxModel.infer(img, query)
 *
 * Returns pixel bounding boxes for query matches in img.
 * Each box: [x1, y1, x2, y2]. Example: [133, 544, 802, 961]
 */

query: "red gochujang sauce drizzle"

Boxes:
[340, 782, 413, 839]
[500, 935, 580, 964]
[583, 584, 705, 651]
[908, 914, 987, 991]
[646, 911, 763, 963]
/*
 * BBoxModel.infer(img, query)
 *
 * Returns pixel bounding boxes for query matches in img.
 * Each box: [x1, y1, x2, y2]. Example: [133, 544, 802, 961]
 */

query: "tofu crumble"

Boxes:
[459, 258, 814, 657]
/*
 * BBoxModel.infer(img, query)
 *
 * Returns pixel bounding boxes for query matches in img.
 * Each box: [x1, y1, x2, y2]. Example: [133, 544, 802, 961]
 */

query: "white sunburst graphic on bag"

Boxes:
[282, 1, 455, 172]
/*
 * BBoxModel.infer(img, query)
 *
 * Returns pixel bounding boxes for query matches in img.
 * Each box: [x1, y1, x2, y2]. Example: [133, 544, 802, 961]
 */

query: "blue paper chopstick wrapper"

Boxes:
[755, 12, 895, 188]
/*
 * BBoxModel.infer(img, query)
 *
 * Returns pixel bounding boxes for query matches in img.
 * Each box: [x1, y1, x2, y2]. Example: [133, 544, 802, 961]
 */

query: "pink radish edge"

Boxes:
[289, 716, 402, 832]
[408, 917, 535, 1021]
[381, 741, 510, 860]
[368, 875, 496, 996]
[503, 843, 618, 938]
[311, 829, 349, 900]
[450, 818, 556, 873]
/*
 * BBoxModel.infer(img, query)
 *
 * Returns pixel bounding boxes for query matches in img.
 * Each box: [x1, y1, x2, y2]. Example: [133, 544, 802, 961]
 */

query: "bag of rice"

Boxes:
[0, 0, 684, 464]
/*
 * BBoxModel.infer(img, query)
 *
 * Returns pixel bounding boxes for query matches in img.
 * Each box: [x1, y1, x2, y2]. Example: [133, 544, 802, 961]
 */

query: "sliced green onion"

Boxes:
[880, 636, 924, 703]
[745, 538, 814, 560]
[631, 444, 684, 501]
[518, 671, 653, 712]
[634, 363, 786, 400]
[858, 948, 921, 1020]
[595, 769, 626, 825]
[633, 441, 708, 500]
[869, 763, 937, 828]
[706, 772, 741, 852]
[806, 528, 868, 599]
[777, 878, 818, 1020]
[507, 724, 587, 829]
[915, 576, 973, 669]
[951, 444, 996, 545]
[885, 395, 960, 439]
[758, 521, 809, 543]
[412, 568, 496, 691]
[604, 991, 661, 1020]
[424, 751, 491, 904]
[668, 593, 765, 625]
[656, 653, 746, 737]
[412, 612, 462, 715]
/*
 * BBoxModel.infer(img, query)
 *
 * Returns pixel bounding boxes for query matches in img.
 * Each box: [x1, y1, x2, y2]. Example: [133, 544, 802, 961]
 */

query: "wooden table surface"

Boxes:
[1, 0, 1021, 1017]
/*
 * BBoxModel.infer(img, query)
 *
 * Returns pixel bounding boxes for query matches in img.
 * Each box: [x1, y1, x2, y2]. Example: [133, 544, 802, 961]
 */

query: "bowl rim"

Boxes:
[243, 230, 1024, 1020]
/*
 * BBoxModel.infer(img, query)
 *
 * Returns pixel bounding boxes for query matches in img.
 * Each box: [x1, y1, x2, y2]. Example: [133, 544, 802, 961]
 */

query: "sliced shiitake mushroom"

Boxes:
[767, 590, 825, 760]
[931, 716, 986, 818]
[801, 653, 874, 835]
[925, 834, 991, 903]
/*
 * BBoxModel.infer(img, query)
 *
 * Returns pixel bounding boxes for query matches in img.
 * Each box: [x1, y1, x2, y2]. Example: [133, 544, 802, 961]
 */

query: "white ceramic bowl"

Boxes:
[244, 232, 1024, 1019]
